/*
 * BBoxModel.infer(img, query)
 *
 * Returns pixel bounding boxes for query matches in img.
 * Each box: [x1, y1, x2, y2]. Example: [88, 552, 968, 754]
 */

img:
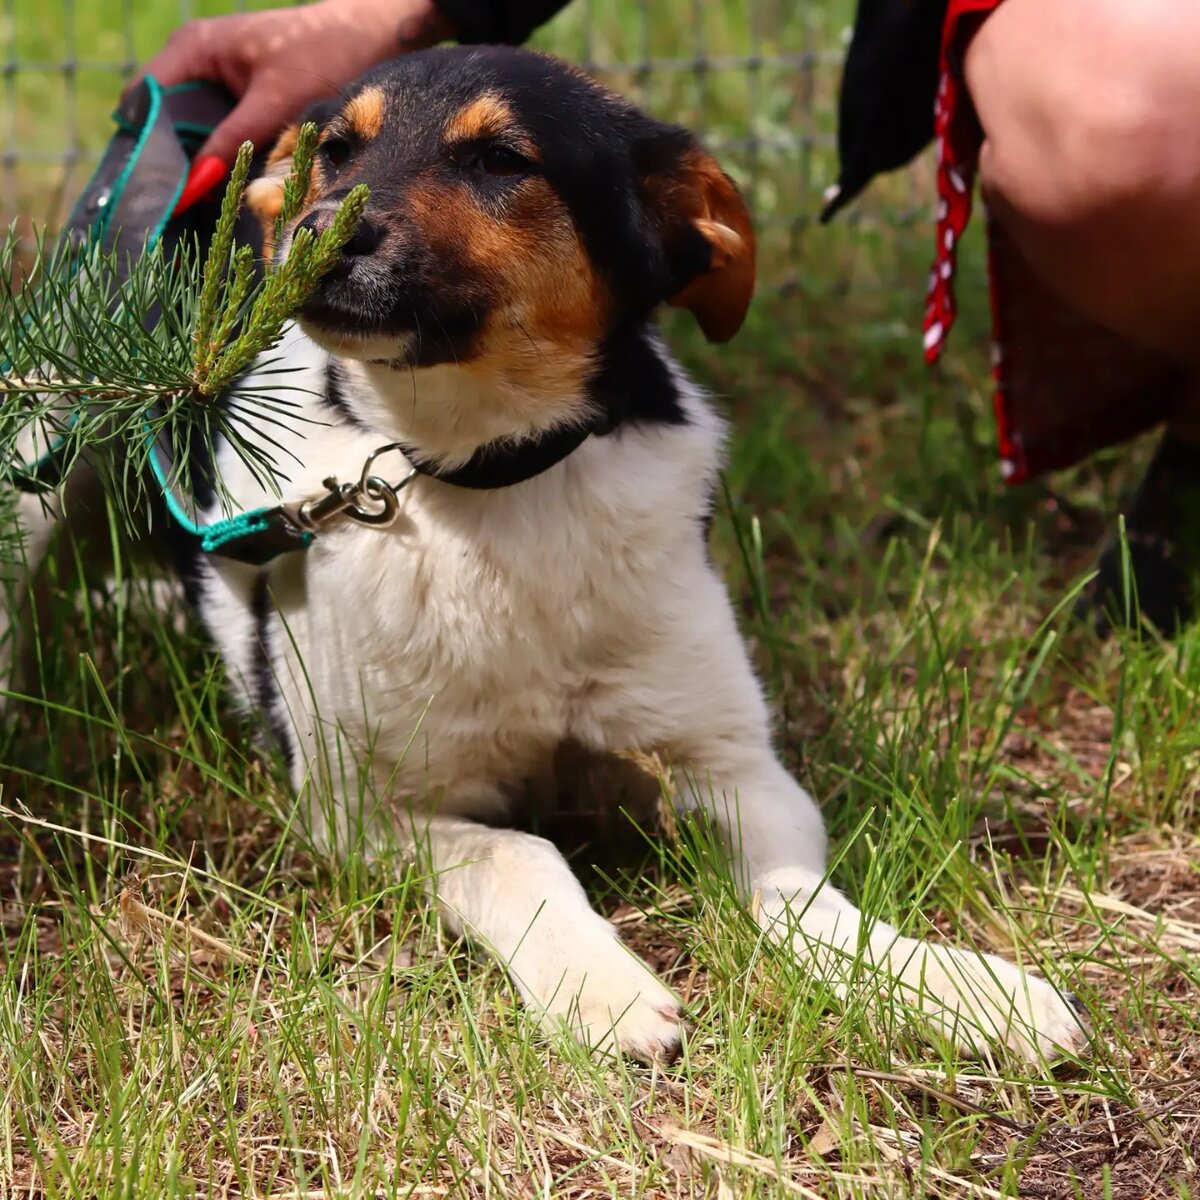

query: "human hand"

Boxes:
[133, 0, 453, 211]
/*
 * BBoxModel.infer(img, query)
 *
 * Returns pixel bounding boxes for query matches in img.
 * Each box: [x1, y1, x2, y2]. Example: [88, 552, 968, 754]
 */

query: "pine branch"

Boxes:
[1, 132, 370, 527]
[192, 141, 253, 389]
[274, 122, 319, 255]
[201, 181, 369, 396]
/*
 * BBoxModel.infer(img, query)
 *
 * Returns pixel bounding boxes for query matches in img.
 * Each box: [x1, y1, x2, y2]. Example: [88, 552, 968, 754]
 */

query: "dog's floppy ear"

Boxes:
[639, 136, 756, 343]
[244, 124, 302, 234]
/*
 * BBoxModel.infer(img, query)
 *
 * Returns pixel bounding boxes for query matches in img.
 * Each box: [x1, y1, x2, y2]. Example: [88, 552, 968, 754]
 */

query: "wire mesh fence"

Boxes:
[1, 0, 941, 335]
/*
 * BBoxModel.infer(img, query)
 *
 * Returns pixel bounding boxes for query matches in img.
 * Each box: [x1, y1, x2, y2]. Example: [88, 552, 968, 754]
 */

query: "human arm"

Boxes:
[134, 0, 574, 209]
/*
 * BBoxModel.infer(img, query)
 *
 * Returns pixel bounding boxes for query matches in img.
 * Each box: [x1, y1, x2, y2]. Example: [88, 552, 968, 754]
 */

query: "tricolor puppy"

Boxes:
[36, 46, 1086, 1061]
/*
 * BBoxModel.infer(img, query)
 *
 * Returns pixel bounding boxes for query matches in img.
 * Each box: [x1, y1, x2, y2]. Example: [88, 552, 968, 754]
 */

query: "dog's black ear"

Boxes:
[637, 132, 756, 343]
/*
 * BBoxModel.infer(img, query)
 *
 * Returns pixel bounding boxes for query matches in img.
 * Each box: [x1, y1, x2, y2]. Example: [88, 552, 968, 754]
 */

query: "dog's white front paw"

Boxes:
[888, 938, 1088, 1061]
[520, 934, 684, 1062]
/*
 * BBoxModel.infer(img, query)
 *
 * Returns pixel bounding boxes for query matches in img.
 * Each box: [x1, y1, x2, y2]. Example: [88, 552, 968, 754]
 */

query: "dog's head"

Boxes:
[246, 47, 754, 403]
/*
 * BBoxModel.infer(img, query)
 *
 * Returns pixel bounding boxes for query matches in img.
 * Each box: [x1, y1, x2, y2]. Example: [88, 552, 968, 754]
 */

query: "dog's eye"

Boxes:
[320, 137, 353, 170]
[474, 146, 530, 177]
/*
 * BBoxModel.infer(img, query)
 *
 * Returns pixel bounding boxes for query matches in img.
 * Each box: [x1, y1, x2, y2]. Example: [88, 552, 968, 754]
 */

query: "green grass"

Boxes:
[7, 461, 1200, 1198]
[4, 2, 1200, 1198]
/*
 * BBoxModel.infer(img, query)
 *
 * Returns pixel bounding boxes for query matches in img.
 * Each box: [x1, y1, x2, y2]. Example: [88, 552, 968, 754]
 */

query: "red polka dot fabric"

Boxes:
[923, 0, 1184, 484]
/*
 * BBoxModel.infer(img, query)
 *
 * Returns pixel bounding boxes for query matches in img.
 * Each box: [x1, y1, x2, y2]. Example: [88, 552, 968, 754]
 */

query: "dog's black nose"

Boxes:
[297, 210, 382, 257]
[341, 217, 382, 257]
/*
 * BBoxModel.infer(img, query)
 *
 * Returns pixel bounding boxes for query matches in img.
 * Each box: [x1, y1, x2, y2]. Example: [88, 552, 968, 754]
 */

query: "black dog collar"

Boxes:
[400, 419, 595, 491]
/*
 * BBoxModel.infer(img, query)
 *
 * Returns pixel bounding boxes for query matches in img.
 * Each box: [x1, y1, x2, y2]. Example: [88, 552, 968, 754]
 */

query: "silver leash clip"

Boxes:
[295, 443, 417, 533]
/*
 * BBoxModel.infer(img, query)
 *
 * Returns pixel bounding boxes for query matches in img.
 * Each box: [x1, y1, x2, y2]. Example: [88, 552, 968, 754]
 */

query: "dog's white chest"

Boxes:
[195, 325, 725, 812]
[285, 479, 647, 768]
[203, 431, 717, 814]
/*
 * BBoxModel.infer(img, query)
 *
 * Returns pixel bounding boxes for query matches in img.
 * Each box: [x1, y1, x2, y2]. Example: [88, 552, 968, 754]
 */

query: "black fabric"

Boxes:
[434, 0, 571, 46]
[62, 80, 240, 268]
[821, 0, 948, 222]
[1082, 435, 1200, 635]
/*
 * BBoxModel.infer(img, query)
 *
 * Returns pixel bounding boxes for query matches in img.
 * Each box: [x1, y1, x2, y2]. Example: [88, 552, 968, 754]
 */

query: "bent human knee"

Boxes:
[977, 86, 1180, 235]
[968, 2, 1197, 231]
